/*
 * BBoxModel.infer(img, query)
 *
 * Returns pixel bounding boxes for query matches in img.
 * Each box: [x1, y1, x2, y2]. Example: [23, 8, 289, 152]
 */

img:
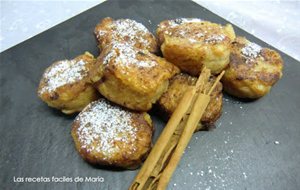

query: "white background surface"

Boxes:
[1, 0, 299, 61]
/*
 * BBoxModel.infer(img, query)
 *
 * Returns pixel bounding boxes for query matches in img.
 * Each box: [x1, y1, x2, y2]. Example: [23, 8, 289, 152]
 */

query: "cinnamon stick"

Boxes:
[147, 68, 212, 184]
[129, 87, 196, 190]
[129, 68, 222, 190]
[156, 94, 211, 189]
[156, 71, 224, 190]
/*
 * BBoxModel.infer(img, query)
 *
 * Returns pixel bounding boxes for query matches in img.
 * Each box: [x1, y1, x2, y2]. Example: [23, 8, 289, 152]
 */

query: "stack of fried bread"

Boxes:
[37, 17, 283, 169]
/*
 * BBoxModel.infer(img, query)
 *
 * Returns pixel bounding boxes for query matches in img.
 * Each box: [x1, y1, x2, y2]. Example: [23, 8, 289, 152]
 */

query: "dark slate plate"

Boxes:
[1, 0, 300, 189]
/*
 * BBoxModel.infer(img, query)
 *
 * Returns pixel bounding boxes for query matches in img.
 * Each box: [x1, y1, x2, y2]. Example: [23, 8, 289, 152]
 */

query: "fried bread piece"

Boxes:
[71, 99, 153, 169]
[90, 43, 179, 111]
[37, 52, 99, 114]
[94, 17, 158, 53]
[158, 73, 223, 130]
[222, 37, 283, 99]
[157, 18, 235, 75]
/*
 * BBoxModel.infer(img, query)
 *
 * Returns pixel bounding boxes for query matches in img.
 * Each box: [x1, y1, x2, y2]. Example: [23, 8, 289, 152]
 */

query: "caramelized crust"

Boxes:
[222, 37, 284, 98]
[94, 17, 158, 53]
[158, 73, 223, 130]
[157, 18, 235, 75]
[71, 99, 153, 169]
[37, 52, 99, 114]
[90, 43, 180, 111]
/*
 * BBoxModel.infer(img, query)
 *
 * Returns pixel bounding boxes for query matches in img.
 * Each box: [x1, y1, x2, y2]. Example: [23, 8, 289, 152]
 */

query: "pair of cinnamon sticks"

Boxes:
[130, 68, 224, 190]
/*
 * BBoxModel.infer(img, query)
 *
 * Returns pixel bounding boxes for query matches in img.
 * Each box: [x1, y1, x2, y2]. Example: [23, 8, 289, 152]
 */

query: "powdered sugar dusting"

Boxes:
[40, 59, 88, 93]
[170, 18, 202, 27]
[103, 43, 157, 68]
[97, 19, 151, 47]
[114, 19, 148, 35]
[162, 18, 227, 44]
[241, 42, 262, 59]
[75, 99, 137, 158]
[204, 34, 226, 43]
[170, 28, 205, 43]
[160, 18, 202, 34]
